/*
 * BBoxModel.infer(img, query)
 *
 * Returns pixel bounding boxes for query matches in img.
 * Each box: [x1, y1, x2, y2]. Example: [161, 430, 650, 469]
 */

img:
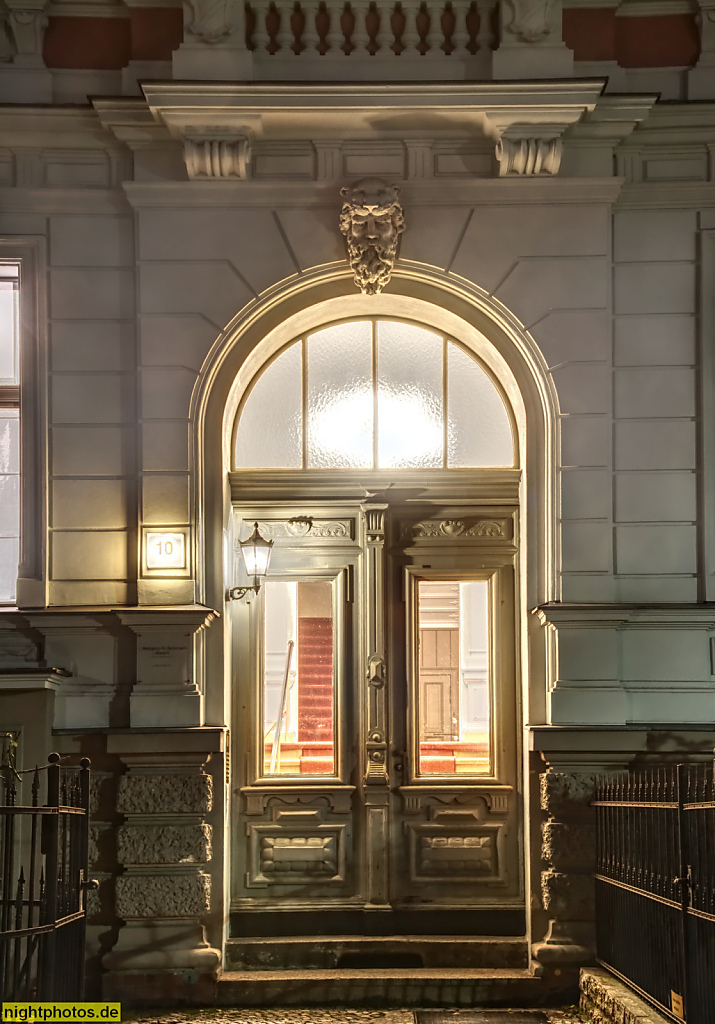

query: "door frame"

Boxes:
[228, 472, 525, 933]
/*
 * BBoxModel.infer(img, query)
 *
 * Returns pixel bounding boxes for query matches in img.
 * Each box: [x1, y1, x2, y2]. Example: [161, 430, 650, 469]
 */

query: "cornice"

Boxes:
[136, 79, 607, 144]
[122, 176, 625, 208]
[535, 603, 715, 628]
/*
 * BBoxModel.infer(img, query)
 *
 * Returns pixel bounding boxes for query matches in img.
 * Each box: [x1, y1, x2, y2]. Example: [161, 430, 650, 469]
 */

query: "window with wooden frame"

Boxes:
[0, 262, 20, 602]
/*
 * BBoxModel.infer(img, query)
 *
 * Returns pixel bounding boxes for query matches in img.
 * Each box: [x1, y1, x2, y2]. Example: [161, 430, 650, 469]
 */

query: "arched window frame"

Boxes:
[231, 316, 519, 475]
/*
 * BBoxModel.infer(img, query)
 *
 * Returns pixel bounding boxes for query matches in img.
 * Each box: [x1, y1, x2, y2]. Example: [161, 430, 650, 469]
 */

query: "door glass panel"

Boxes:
[307, 321, 373, 468]
[263, 579, 335, 776]
[236, 341, 303, 469]
[377, 321, 443, 468]
[416, 579, 490, 776]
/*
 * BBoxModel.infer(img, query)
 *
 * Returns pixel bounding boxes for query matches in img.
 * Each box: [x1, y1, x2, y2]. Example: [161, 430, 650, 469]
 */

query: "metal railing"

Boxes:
[0, 751, 92, 1001]
[594, 763, 715, 1024]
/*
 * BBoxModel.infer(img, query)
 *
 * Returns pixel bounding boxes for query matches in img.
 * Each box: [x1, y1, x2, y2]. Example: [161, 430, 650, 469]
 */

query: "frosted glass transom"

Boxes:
[235, 320, 514, 470]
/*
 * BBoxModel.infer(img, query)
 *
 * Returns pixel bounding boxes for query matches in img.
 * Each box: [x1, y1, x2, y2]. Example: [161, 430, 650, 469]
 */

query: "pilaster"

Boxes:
[103, 729, 224, 1005]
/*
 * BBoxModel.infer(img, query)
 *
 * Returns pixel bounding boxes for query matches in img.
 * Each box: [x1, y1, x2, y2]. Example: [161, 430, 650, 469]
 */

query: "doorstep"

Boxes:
[217, 967, 544, 1007]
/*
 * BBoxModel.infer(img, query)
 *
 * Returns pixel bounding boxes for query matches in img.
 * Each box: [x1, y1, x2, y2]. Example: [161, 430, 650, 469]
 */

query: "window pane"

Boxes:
[236, 342, 302, 469]
[377, 321, 443, 468]
[0, 273, 18, 384]
[307, 321, 372, 468]
[417, 579, 490, 776]
[263, 580, 335, 776]
[0, 411, 19, 603]
[447, 343, 514, 467]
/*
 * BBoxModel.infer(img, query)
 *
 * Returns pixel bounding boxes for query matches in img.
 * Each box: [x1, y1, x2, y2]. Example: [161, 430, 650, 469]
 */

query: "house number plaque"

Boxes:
[146, 532, 186, 569]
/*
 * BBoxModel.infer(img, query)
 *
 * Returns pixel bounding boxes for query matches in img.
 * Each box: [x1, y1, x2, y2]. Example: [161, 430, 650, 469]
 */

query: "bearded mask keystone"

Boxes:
[339, 178, 405, 295]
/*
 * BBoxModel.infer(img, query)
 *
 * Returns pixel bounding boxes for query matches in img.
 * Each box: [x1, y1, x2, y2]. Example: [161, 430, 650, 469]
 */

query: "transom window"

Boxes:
[234, 319, 515, 471]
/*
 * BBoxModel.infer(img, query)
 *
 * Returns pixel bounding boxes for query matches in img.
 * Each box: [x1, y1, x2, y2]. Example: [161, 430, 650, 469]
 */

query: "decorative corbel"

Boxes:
[495, 129, 563, 176]
[183, 129, 253, 180]
[5, 0, 48, 62]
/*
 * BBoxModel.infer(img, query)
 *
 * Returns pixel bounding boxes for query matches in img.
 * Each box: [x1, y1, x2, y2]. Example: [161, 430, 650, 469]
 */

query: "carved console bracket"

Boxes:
[4, 0, 49, 64]
[184, 130, 253, 180]
[495, 131, 563, 177]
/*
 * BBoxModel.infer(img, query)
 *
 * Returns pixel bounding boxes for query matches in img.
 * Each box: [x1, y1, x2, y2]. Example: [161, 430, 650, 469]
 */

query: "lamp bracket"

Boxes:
[226, 585, 260, 602]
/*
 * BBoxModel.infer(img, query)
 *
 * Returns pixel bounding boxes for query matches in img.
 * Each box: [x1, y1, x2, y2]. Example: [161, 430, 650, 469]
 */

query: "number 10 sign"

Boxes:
[146, 532, 186, 570]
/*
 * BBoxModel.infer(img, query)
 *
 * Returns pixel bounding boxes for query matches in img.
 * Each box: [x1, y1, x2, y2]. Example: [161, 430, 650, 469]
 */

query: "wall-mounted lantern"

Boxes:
[227, 522, 274, 601]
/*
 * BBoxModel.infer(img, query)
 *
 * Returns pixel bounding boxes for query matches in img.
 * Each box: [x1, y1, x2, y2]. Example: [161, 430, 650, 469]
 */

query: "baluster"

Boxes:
[301, 0, 321, 54]
[252, 0, 272, 54]
[350, 0, 371, 55]
[374, 0, 394, 55]
[475, 0, 495, 51]
[424, 0, 443, 55]
[401, 0, 420, 55]
[325, 0, 345, 54]
[276, 0, 296, 56]
[449, 0, 469, 56]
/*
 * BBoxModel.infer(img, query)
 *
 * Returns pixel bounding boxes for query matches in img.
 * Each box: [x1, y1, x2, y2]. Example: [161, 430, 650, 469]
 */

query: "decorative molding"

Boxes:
[406, 518, 511, 540]
[245, 517, 353, 540]
[339, 177, 404, 295]
[496, 134, 563, 177]
[362, 506, 386, 541]
[534, 603, 715, 629]
[240, 785, 355, 816]
[246, 823, 347, 886]
[184, 131, 253, 180]
[406, 821, 504, 883]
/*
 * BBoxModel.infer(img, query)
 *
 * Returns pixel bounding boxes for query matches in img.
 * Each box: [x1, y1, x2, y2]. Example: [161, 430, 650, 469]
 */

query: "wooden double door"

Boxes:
[230, 491, 523, 935]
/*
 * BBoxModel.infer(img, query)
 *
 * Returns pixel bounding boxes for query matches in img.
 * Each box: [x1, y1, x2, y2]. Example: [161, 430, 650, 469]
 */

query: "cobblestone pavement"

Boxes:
[127, 1008, 588, 1023]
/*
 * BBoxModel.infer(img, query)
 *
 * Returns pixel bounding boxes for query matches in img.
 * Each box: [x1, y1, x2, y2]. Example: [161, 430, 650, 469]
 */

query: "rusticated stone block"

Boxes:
[117, 823, 211, 865]
[115, 872, 211, 918]
[580, 967, 664, 1024]
[542, 820, 596, 871]
[117, 772, 212, 815]
[541, 868, 594, 919]
[540, 770, 596, 818]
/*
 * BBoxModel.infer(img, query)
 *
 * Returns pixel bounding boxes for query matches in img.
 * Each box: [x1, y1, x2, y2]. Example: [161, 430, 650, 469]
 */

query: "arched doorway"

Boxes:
[226, 312, 527, 955]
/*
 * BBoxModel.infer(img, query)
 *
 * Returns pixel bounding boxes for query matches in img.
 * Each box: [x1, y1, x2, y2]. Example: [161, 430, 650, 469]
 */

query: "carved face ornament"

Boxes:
[339, 177, 405, 295]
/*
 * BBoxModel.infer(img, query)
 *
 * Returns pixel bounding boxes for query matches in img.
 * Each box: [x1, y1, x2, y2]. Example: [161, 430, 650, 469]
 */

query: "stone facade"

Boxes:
[3, 0, 715, 1005]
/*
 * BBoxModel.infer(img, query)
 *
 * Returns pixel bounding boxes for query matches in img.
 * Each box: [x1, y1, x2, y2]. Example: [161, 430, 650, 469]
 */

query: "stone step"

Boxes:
[217, 966, 542, 1008]
[225, 935, 529, 970]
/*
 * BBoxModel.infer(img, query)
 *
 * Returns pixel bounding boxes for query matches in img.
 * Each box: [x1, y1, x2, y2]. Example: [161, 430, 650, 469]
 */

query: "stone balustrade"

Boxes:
[245, 0, 497, 60]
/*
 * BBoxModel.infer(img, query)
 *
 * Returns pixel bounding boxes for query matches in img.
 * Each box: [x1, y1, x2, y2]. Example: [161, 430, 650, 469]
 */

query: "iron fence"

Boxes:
[594, 762, 715, 1024]
[0, 750, 92, 1001]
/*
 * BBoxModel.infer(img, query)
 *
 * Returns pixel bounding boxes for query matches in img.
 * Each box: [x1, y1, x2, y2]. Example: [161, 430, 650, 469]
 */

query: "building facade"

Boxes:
[2, 0, 715, 1005]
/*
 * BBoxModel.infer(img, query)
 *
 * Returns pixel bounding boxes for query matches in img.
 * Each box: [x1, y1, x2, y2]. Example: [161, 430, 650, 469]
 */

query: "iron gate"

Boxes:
[0, 749, 92, 1001]
[594, 762, 715, 1024]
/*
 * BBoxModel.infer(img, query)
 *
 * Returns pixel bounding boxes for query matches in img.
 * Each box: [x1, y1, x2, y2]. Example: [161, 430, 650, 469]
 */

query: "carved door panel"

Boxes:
[231, 506, 362, 916]
[385, 505, 523, 910]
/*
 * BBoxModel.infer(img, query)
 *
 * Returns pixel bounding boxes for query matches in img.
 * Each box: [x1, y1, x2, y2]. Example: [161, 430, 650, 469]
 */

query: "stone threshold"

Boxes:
[580, 967, 672, 1024]
[216, 968, 544, 1007]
